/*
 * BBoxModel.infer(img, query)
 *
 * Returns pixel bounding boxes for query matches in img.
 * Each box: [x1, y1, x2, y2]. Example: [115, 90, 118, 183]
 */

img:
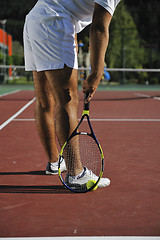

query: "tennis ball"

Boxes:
[86, 180, 98, 191]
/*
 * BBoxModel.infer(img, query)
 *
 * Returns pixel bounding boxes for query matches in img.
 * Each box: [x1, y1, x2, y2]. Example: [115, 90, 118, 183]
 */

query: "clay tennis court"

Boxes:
[0, 87, 160, 238]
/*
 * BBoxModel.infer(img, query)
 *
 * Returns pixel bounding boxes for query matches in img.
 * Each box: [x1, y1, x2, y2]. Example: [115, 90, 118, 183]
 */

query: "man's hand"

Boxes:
[82, 72, 102, 103]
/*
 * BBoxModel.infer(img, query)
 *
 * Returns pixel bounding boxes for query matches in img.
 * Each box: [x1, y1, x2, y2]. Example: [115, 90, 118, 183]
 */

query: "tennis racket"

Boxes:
[58, 93, 104, 193]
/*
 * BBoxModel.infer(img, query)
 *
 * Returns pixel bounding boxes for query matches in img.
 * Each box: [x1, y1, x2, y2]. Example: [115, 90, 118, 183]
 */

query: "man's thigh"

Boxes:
[44, 66, 78, 104]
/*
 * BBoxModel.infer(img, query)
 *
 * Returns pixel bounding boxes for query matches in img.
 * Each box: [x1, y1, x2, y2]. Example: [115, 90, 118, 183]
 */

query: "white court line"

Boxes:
[0, 89, 20, 97]
[0, 97, 36, 131]
[154, 97, 160, 100]
[90, 119, 160, 122]
[13, 119, 35, 121]
[135, 93, 160, 100]
[1, 237, 160, 240]
[13, 118, 160, 122]
[134, 93, 150, 98]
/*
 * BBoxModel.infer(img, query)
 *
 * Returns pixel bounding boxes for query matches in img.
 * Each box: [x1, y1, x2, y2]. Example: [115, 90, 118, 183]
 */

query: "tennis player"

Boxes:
[23, 0, 121, 188]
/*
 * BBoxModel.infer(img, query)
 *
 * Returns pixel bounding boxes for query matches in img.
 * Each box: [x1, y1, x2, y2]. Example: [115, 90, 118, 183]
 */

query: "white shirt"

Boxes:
[27, 0, 121, 33]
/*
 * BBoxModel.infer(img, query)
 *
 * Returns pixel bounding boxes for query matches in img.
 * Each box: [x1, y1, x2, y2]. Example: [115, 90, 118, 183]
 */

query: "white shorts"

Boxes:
[23, 16, 78, 72]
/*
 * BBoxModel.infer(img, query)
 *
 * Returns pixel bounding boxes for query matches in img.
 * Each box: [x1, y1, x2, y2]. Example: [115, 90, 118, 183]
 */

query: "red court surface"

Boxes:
[0, 89, 160, 238]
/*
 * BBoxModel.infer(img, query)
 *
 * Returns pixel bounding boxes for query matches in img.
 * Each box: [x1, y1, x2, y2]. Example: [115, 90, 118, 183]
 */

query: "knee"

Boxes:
[35, 95, 55, 113]
[57, 88, 79, 108]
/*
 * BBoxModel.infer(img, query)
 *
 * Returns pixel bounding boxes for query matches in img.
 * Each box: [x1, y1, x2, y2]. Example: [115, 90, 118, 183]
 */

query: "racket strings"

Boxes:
[61, 133, 102, 191]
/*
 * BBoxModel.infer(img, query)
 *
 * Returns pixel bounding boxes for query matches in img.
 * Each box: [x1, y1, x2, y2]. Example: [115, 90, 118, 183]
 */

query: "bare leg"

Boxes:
[33, 71, 59, 163]
[33, 65, 83, 175]
[44, 65, 83, 175]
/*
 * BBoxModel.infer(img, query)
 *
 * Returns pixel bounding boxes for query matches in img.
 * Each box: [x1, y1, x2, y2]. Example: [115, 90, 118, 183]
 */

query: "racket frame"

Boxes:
[58, 94, 104, 193]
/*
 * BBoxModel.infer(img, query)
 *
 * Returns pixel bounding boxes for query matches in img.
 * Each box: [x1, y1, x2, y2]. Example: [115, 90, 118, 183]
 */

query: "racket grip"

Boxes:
[84, 93, 90, 111]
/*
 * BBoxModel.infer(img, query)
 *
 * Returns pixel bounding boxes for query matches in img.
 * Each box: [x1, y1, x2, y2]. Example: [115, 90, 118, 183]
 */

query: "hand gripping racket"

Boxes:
[58, 93, 104, 193]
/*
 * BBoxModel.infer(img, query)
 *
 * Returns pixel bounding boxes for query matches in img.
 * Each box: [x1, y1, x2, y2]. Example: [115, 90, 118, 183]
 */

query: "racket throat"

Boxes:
[83, 110, 89, 116]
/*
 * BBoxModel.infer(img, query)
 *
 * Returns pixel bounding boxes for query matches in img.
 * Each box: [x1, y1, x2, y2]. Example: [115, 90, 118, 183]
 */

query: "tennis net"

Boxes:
[0, 65, 160, 92]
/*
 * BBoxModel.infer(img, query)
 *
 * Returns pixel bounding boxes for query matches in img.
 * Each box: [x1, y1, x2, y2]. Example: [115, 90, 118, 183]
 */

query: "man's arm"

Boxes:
[75, 34, 78, 53]
[82, 3, 112, 102]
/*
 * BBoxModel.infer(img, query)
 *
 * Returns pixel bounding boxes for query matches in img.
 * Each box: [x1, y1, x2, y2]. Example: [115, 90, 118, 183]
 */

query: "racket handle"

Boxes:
[84, 93, 90, 111]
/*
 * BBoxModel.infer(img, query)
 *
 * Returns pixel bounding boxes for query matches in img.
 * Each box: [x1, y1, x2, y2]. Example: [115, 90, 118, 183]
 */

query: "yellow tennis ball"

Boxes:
[86, 180, 98, 191]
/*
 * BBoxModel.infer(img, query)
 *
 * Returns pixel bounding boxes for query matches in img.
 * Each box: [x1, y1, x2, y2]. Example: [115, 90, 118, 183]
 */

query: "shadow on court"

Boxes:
[0, 171, 72, 194]
[0, 170, 46, 175]
[0, 184, 70, 194]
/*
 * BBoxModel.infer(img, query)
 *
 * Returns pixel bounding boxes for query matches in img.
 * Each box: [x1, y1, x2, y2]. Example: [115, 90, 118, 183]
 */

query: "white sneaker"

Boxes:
[66, 167, 110, 188]
[46, 157, 67, 175]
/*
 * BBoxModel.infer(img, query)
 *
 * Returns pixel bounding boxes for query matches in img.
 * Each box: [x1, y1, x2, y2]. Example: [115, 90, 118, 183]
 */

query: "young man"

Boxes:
[23, 0, 121, 188]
